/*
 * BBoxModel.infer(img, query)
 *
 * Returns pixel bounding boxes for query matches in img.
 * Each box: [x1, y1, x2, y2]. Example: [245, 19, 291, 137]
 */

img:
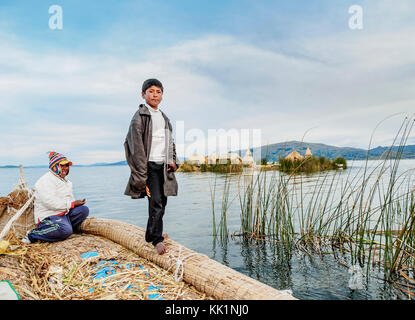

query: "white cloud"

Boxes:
[1, 10, 414, 165]
[0, 122, 123, 165]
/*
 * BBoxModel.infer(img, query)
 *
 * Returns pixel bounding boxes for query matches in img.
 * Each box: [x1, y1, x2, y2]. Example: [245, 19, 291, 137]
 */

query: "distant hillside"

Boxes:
[368, 145, 415, 159]
[0, 161, 128, 169]
[237, 141, 415, 162]
[76, 161, 127, 167]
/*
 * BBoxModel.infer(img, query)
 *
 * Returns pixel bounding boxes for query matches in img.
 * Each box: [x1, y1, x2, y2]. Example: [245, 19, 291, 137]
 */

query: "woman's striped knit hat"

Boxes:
[48, 151, 72, 177]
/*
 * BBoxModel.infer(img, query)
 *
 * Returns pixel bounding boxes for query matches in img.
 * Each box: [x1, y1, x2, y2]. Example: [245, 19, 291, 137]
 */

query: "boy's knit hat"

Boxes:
[142, 78, 163, 93]
[48, 151, 72, 177]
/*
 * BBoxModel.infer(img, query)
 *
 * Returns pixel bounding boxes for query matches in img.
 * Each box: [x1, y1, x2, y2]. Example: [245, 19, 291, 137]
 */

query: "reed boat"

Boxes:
[0, 167, 296, 300]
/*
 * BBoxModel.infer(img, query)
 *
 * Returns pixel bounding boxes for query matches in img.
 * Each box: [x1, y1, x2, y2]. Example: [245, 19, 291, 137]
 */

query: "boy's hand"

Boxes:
[145, 185, 151, 198]
[167, 161, 177, 172]
[74, 199, 86, 207]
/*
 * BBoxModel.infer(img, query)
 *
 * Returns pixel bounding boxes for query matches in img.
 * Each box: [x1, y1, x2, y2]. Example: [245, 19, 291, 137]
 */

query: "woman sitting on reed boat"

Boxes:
[22, 152, 89, 243]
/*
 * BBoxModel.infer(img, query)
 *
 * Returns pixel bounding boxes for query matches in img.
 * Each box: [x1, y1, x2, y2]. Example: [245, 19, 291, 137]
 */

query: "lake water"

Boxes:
[1, 159, 414, 300]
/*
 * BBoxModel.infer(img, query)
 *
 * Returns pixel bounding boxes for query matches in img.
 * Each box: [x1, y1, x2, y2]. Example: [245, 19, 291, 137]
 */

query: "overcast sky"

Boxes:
[0, 0, 414, 165]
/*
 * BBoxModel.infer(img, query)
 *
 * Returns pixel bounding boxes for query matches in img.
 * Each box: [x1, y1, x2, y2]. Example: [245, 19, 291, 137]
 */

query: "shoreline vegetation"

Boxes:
[177, 156, 348, 174]
[278, 156, 347, 174]
[207, 117, 415, 298]
[177, 161, 245, 173]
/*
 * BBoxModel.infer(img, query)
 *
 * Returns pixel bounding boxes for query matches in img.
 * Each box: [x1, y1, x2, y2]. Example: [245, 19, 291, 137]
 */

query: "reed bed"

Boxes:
[0, 232, 210, 300]
[278, 156, 347, 174]
[210, 116, 415, 292]
[178, 161, 244, 173]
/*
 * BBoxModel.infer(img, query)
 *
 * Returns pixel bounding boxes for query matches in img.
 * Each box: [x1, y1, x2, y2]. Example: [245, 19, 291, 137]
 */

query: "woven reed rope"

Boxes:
[79, 217, 296, 300]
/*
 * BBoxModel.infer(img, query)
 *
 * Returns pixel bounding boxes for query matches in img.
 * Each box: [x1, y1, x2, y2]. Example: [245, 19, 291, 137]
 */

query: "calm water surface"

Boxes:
[1, 159, 414, 300]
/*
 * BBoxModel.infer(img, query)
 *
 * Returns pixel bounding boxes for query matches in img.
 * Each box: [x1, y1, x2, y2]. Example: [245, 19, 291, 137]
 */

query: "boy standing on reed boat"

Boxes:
[124, 79, 178, 255]
[22, 152, 89, 243]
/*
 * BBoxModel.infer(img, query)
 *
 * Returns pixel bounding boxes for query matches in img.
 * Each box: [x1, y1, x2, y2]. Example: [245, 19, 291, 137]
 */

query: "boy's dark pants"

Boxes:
[145, 161, 167, 246]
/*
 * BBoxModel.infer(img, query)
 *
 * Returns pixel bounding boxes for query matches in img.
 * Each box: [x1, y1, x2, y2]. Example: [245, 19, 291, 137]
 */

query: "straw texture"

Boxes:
[0, 232, 211, 300]
[0, 189, 35, 239]
[284, 150, 304, 161]
[80, 218, 296, 300]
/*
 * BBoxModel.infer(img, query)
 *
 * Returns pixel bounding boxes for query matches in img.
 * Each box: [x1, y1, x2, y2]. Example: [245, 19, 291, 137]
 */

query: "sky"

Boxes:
[0, 0, 414, 165]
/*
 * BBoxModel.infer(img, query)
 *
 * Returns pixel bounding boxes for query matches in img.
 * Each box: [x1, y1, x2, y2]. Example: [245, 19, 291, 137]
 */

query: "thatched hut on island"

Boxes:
[242, 149, 255, 167]
[185, 154, 207, 166]
[207, 153, 218, 165]
[284, 150, 304, 162]
[208, 153, 242, 165]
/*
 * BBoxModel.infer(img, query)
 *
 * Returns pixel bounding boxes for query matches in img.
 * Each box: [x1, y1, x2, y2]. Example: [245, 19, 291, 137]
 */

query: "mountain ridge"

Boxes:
[1, 142, 414, 168]
[244, 141, 415, 162]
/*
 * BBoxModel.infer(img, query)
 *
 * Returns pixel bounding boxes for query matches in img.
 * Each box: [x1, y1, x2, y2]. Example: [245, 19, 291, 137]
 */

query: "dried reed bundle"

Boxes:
[0, 189, 36, 239]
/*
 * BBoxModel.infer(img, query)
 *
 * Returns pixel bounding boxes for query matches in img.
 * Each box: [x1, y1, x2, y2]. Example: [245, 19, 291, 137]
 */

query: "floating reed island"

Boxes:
[277, 155, 347, 174]
[0, 168, 295, 300]
[177, 147, 347, 174]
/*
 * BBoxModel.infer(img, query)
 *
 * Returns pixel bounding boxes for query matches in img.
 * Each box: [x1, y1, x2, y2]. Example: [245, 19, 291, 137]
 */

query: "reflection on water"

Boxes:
[211, 236, 398, 300]
[1, 160, 414, 300]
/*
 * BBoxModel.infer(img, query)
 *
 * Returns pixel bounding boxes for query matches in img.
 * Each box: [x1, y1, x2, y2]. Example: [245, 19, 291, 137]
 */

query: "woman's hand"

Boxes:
[73, 199, 86, 207]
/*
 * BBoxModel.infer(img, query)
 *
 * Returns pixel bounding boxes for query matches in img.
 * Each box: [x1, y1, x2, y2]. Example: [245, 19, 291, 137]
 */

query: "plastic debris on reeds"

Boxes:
[0, 232, 212, 300]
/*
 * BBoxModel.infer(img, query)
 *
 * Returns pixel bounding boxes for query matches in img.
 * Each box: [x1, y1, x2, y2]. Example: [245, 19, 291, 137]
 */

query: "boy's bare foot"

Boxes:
[162, 234, 169, 240]
[155, 242, 168, 255]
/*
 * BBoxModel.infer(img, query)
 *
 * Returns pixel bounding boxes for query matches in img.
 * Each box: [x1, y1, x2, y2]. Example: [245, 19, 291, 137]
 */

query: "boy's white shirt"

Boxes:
[33, 171, 75, 224]
[145, 103, 166, 162]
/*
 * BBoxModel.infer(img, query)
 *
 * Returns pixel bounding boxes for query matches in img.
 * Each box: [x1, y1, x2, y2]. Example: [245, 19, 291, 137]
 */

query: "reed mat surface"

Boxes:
[0, 232, 211, 300]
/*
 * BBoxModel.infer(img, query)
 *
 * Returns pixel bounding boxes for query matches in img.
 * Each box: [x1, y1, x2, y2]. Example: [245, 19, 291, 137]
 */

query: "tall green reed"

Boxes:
[210, 115, 415, 279]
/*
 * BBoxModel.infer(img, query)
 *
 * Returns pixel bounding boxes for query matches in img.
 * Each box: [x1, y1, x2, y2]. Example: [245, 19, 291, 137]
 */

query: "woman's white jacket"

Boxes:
[34, 171, 75, 224]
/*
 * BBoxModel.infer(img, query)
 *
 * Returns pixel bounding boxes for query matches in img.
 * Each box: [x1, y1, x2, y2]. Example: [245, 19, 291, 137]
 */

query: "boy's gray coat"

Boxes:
[124, 104, 178, 199]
